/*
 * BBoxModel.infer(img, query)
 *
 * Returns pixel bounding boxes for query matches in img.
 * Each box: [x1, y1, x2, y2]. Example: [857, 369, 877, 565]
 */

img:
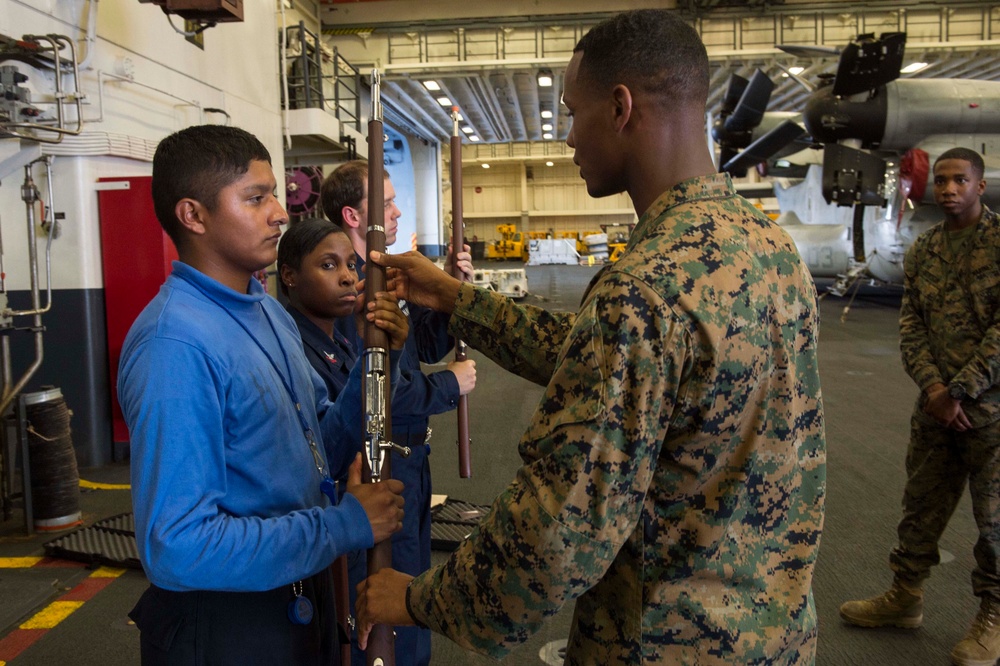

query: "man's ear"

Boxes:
[341, 205, 362, 230]
[611, 84, 634, 133]
[175, 198, 208, 236]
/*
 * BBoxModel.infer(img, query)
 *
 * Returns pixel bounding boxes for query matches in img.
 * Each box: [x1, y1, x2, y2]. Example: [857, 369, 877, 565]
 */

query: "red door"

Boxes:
[97, 176, 177, 444]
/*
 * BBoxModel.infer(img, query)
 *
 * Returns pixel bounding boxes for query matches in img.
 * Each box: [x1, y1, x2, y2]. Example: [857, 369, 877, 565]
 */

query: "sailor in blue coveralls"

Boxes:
[278, 218, 361, 399]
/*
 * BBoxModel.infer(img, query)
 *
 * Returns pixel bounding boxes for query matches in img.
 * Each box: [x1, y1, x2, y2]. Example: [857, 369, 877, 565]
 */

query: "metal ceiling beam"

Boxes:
[511, 71, 540, 141]
[438, 77, 499, 142]
[491, 72, 527, 142]
[320, 2, 999, 32]
[381, 81, 451, 142]
[547, 71, 565, 141]
[383, 56, 572, 76]
[468, 75, 514, 142]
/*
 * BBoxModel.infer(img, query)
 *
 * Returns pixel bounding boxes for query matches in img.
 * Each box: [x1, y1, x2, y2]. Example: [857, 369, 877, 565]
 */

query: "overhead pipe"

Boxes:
[76, 0, 100, 71]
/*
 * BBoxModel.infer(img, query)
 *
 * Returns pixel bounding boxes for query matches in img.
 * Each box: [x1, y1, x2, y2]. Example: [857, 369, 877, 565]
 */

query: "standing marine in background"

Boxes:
[840, 147, 1000, 666]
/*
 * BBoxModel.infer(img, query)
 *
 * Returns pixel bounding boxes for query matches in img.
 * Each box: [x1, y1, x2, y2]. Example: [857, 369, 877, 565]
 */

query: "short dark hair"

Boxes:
[320, 160, 369, 228]
[574, 10, 709, 107]
[276, 217, 348, 297]
[934, 147, 985, 180]
[152, 125, 271, 247]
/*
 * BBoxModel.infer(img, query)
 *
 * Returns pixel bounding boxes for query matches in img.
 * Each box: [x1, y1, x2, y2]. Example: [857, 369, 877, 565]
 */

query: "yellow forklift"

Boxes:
[486, 224, 528, 261]
[603, 223, 634, 263]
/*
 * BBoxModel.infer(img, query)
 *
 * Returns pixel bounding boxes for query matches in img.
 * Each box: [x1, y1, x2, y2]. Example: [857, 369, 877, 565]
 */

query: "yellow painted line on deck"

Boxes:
[0, 557, 43, 568]
[90, 566, 126, 578]
[19, 601, 84, 629]
[79, 479, 130, 490]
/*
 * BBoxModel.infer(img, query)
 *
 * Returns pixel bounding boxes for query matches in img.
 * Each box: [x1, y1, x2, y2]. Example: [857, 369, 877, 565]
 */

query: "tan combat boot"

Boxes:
[838, 581, 924, 628]
[951, 598, 1000, 666]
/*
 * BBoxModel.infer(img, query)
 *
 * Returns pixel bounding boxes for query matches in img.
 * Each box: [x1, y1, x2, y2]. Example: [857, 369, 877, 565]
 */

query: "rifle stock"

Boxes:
[450, 107, 472, 479]
[362, 68, 396, 666]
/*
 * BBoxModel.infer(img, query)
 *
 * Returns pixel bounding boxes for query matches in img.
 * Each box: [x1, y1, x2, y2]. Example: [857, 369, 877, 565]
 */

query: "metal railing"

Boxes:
[282, 21, 361, 134]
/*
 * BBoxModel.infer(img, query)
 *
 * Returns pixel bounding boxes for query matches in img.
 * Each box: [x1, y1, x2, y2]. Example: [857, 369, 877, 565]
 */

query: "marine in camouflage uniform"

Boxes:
[839, 148, 1000, 666]
[355, 10, 825, 663]
[403, 172, 826, 664]
[895, 203, 1000, 597]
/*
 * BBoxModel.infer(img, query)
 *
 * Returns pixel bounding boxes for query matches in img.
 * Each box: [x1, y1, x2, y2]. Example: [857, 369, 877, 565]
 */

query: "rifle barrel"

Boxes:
[450, 108, 472, 479]
[362, 68, 395, 666]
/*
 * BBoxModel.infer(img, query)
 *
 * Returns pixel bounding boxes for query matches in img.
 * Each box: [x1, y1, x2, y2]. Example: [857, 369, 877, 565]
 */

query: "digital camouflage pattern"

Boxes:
[891, 409, 1000, 596]
[900, 206, 1000, 428]
[892, 205, 1000, 593]
[406, 173, 826, 664]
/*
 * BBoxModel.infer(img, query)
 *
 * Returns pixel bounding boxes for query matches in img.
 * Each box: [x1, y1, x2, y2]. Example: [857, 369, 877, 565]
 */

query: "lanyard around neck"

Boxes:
[183, 275, 332, 482]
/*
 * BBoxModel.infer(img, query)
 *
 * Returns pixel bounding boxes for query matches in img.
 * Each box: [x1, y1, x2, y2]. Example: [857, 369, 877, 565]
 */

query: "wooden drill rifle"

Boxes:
[450, 107, 472, 478]
[361, 68, 409, 666]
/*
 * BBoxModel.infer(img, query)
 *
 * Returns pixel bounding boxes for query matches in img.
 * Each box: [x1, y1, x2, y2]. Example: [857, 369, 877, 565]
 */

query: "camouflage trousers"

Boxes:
[890, 405, 1000, 600]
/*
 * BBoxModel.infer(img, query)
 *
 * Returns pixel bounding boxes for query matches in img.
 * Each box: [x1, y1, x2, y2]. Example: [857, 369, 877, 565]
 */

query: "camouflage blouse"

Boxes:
[407, 173, 826, 665]
[900, 206, 1000, 427]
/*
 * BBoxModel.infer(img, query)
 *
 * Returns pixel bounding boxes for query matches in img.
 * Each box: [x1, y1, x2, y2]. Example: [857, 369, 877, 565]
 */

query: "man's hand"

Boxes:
[950, 405, 973, 432]
[447, 359, 477, 395]
[344, 454, 405, 544]
[370, 250, 462, 314]
[446, 242, 474, 282]
[355, 568, 416, 650]
[923, 383, 973, 431]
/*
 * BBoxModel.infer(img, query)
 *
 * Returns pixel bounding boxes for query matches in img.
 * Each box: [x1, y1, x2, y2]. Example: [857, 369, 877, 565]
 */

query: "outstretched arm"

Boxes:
[372, 250, 578, 384]
[356, 274, 685, 657]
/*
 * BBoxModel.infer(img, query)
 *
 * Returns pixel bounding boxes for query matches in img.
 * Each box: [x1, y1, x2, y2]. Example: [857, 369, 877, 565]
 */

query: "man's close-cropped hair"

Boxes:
[574, 9, 710, 107]
[320, 160, 368, 228]
[935, 147, 985, 180]
[151, 124, 272, 246]
[277, 217, 347, 297]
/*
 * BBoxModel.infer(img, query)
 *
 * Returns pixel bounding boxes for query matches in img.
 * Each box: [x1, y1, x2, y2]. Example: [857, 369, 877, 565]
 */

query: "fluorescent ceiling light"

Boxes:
[542, 123, 553, 131]
[545, 161, 554, 167]
[901, 62, 928, 74]
[789, 66, 804, 75]
[469, 136, 480, 142]
[436, 96, 452, 106]
[542, 132, 553, 140]
[481, 163, 490, 168]
[537, 69, 553, 87]
[461, 126, 474, 134]
[422, 80, 441, 91]
[540, 110, 553, 119]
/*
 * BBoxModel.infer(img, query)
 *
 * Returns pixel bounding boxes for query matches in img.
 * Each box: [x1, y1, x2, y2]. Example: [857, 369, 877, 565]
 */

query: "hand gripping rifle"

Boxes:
[362, 68, 410, 666]
[450, 107, 472, 478]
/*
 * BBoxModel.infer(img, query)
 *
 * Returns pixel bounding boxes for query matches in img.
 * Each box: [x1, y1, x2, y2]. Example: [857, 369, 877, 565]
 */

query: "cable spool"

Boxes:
[25, 387, 82, 532]
[285, 166, 323, 218]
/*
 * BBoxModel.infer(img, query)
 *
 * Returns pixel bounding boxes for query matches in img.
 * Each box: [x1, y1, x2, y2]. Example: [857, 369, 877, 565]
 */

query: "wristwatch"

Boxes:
[948, 383, 968, 401]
